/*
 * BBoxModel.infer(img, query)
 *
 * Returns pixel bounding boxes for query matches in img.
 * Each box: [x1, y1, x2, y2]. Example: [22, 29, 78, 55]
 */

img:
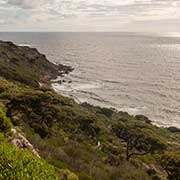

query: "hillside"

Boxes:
[0, 41, 179, 180]
[0, 41, 73, 87]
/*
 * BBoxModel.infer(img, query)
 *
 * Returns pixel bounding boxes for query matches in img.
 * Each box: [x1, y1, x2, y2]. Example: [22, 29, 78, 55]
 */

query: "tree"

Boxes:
[112, 121, 166, 161]
[161, 152, 180, 180]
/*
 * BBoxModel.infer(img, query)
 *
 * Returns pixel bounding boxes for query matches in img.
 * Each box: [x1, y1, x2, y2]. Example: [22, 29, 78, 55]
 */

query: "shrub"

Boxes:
[0, 141, 58, 179]
[0, 108, 12, 132]
[146, 169, 161, 180]
[160, 152, 180, 180]
[112, 121, 167, 161]
[77, 172, 93, 180]
[59, 169, 79, 180]
[135, 115, 151, 124]
[98, 107, 114, 117]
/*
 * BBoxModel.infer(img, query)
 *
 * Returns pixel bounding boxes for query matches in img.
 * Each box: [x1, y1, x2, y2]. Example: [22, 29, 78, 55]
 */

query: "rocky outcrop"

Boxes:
[10, 128, 40, 158]
[0, 41, 73, 87]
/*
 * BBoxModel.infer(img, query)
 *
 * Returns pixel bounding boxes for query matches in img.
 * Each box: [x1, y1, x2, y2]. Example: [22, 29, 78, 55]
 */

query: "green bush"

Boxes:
[161, 152, 180, 180]
[0, 108, 12, 132]
[1, 79, 180, 180]
[77, 172, 94, 180]
[112, 121, 167, 160]
[98, 107, 114, 117]
[135, 115, 151, 124]
[0, 140, 58, 180]
[59, 169, 79, 180]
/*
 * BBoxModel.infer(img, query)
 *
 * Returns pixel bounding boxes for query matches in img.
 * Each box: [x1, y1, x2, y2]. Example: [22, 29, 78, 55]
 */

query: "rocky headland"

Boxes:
[0, 41, 73, 87]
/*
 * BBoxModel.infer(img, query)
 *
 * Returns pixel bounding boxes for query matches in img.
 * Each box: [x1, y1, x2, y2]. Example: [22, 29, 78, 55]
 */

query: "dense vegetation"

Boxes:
[0, 133, 58, 180]
[0, 80, 180, 180]
[0, 41, 179, 180]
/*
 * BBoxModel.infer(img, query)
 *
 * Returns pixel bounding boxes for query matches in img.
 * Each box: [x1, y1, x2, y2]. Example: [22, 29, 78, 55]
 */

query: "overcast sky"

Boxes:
[0, 0, 180, 32]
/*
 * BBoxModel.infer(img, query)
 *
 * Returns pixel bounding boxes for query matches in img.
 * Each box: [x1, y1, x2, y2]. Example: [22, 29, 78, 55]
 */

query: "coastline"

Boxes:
[51, 74, 180, 129]
[51, 79, 169, 129]
[42, 64, 74, 87]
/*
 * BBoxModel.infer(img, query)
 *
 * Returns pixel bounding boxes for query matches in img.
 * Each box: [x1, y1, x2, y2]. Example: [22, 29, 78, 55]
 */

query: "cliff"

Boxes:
[0, 41, 73, 87]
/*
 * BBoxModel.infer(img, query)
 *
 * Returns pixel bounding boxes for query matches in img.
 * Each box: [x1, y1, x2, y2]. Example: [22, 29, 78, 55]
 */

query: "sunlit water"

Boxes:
[1, 32, 180, 127]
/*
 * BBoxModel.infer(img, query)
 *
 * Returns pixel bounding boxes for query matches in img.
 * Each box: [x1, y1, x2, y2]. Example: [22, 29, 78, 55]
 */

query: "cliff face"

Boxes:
[0, 41, 73, 87]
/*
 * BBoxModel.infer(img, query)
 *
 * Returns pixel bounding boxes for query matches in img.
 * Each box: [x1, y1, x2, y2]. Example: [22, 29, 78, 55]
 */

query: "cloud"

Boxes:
[0, 0, 180, 31]
[4, 0, 45, 9]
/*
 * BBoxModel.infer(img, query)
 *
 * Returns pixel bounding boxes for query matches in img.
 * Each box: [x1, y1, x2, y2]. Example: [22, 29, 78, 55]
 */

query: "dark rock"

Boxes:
[167, 126, 180, 133]
[56, 80, 62, 84]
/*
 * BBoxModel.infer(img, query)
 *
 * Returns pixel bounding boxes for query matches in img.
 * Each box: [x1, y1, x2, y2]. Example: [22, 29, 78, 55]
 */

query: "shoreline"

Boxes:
[51, 76, 180, 129]
[41, 64, 74, 87]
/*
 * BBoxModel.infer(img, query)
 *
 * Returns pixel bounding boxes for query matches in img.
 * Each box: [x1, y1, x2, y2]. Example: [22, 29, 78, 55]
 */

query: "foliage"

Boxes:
[112, 121, 167, 160]
[161, 152, 180, 180]
[59, 169, 79, 180]
[135, 114, 151, 124]
[146, 169, 161, 180]
[6, 90, 101, 139]
[0, 137, 58, 180]
[77, 172, 94, 180]
[0, 108, 12, 132]
[97, 107, 114, 117]
[1, 81, 179, 179]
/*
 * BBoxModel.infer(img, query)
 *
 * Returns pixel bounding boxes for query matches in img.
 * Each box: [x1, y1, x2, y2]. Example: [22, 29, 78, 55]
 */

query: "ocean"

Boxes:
[1, 32, 180, 128]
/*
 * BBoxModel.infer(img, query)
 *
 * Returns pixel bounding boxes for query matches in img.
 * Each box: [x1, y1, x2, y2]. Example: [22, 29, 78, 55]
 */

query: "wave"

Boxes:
[18, 44, 31, 47]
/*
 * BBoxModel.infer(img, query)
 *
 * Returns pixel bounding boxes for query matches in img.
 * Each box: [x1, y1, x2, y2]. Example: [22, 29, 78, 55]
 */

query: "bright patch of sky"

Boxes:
[0, 0, 180, 32]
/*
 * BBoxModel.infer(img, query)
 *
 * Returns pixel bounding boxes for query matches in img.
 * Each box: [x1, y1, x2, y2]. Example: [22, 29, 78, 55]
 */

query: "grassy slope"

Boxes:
[0, 80, 179, 180]
[0, 100, 78, 180]
[0, 133, 59, 180]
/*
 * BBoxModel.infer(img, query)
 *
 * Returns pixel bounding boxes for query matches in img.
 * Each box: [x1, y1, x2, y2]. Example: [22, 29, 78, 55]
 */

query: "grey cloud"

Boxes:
[72, 0, 177, 18]
[5, 0, 34, 9]
[1, 0, 180, 31]
[4, 0, 46, 9]
[3, 0, 180, 16]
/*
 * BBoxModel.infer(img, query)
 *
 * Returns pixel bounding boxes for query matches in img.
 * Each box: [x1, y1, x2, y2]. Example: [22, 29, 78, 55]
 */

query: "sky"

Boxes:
[0, 0, 180, 32]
